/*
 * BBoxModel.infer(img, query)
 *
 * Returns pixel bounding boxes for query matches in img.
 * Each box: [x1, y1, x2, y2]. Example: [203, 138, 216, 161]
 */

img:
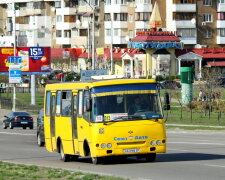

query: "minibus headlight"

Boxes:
[101, 143, 106, 148]
[150, 140, 155, 146]
[156, 140, 162, 145]
[107, 143, 112, 148]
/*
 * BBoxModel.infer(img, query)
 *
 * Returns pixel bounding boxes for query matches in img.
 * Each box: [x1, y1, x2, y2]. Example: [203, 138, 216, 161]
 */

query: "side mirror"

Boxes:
[4, 115, 7, 118]
[86, 98, 92, 111]
[163, 92, 170, 110]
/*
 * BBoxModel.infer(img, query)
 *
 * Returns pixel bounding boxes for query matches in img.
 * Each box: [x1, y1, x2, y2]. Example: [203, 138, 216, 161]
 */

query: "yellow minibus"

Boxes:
[44, 79, 166, 164]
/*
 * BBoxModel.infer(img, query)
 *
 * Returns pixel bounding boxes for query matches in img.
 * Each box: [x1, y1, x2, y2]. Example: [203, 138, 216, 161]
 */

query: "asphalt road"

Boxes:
[1, 110, 225, 179]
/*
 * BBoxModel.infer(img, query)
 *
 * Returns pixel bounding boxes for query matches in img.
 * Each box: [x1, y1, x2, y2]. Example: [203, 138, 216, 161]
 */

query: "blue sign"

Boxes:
[8, 56, 22, 64]
[81, 70, 108, 81]
[9, 69, 21, 83]
[29, 47, 44, 60]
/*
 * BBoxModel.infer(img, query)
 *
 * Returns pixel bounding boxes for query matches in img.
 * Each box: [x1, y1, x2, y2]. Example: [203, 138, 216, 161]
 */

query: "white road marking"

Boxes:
[205, 164, 225, 168]
[168, 142, 225, 146]
[167, 148, 190, 152]
[0, 132, 35, 136]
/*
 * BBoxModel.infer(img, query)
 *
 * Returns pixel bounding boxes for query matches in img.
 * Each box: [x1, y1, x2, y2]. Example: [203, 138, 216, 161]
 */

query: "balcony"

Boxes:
[217, 36, 225, 44]
[217, 3, 225, 12]
[56, 37, 71, 45]
[135, 21, 150, 29]
[174, 20, 196, 28]
[71, 36, 88, 48]
[56, 22, 76, 30]
[56, 7, 77, 15]
[135, 4, 152, 12]
[105, 21, 127, 29]
[105, 36, 127, 44]
[217, 20, 225, 28]
[172, 4, 196, 12]
[25, 9, 42, 16]
[105, 4, 128, 13]
[180, 37, 197, 45]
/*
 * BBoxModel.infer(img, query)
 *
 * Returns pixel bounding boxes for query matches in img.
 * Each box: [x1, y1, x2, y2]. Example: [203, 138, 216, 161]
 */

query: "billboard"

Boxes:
[0, 47, 51, 75]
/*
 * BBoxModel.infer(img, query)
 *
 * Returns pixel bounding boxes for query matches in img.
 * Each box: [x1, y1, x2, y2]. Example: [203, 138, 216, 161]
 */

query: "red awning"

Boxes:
[207, 61, 225, 67]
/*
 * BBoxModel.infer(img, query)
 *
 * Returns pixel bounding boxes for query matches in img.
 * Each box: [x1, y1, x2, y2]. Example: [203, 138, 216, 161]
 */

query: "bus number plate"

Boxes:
[123, 148, 140, 153]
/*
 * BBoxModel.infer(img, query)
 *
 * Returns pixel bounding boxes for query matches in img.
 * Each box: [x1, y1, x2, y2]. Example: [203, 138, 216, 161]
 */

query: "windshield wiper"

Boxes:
[103, 115, 140, 124]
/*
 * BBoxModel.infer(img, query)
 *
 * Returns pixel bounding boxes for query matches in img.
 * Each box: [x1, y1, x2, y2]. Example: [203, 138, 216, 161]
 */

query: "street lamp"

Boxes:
[83, 0, 95, 70]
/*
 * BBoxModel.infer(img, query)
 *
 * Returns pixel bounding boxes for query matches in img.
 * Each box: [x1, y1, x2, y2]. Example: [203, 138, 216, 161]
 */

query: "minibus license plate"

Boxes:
[21, 122, 28, 124]
[123, 148, 140, 153]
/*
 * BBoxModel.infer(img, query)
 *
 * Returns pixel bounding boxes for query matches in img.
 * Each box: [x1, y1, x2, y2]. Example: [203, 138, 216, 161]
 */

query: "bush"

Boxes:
[65, 74, 80, 81]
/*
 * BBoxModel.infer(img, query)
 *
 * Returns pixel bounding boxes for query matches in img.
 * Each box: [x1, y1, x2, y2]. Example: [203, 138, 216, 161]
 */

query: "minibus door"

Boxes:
[72, 92, 79, 154]
[50, 92, 56, 151]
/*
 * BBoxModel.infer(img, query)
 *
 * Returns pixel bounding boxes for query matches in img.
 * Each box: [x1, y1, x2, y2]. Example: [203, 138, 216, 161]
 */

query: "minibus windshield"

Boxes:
[91, 93, 163, 123]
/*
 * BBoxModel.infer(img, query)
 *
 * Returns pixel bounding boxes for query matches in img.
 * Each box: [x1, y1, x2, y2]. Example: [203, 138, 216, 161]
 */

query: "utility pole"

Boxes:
[12, 2, 16, 112]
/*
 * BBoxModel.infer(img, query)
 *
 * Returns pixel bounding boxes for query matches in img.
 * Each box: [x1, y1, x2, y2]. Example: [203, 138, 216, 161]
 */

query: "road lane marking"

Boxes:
[205, 164, 225, 168]
[0, 132, 35, 136]
[168, 142, 225, 146]
[167, 148, 190, 152]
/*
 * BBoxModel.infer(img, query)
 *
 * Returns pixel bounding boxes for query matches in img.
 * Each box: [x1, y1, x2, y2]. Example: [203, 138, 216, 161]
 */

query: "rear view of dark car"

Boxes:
[37, 108, 45, 147]
[3, 112, 33, 129]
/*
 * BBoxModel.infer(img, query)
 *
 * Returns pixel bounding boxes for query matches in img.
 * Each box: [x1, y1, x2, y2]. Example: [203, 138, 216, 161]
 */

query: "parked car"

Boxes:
[3, 111, 33, 129]
[159, 80, 181, 89]
[47, 70, 63, 80]
[37, 108, 45, 147]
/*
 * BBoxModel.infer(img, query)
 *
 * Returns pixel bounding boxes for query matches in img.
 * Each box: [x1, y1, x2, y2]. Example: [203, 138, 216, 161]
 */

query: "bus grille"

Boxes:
[117, 141, 145, 146]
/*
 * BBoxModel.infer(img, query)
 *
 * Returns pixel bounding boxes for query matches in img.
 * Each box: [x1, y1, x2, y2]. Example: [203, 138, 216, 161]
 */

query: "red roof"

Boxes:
[207, 61, 225, 66]
[78, 48, 143, 59]
[176, 48, 225, 59]
[51, 48, 83, 59]
[131, 35, 180, 42]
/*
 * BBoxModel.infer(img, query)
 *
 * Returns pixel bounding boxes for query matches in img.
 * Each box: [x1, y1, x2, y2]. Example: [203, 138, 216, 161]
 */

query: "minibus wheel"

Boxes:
[145, 153, 156, 162]
[91, 157, 103, 165]
[59, 142, 70, 162]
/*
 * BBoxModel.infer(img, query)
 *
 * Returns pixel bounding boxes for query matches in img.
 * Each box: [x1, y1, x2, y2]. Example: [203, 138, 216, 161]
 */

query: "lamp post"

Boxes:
[83, 0, 95, 70]
[12, 2, 16, 111]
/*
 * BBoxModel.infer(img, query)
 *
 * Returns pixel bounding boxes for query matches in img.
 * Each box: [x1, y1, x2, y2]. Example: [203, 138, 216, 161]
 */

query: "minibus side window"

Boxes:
[83, 90, 90, 122]
[56, 91, 61, 116]
[61, 91, 72, 117]
[78, 91, 83, 117]
[46, 91, 51, 116]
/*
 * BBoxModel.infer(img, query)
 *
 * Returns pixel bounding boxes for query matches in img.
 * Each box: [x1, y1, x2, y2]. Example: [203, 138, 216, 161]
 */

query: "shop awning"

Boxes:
[207, 61, 225, 67]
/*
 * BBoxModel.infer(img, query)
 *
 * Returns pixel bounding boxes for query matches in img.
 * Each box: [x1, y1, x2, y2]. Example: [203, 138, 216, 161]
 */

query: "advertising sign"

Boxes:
[0, 47, 51, 75]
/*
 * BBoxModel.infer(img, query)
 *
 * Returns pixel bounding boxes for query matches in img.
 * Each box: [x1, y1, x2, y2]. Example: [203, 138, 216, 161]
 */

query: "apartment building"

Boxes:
[0, 0, 225, 49]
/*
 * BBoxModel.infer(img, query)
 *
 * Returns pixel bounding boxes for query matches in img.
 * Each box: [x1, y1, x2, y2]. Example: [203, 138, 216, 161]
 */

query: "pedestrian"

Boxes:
[198, 90, 203, 101]
[217, 91, 221, 100]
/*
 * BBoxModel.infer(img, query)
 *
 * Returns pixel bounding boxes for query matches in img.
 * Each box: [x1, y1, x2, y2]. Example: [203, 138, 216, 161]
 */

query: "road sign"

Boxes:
[9, 64, 22, 84]
[8, 56, 22, 64]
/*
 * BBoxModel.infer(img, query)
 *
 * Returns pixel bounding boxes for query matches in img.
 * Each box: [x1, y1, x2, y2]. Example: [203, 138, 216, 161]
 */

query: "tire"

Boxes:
[59, 142, 70, 162]
[30, 126, 33, 130]
[3, 122, 7, 129]
[145, 153, 156, 162]
[91, 157, 103, 165]
[9, 122, 13, 129]
[37, 133, 45, 147]
[23, 127, 26, 129]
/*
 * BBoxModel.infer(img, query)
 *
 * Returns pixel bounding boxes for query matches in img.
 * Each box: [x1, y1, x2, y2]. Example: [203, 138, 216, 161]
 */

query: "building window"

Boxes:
[204, 29, 212, 38]
[114, 13, 127, 21]
[218, 0, 225, 3]
[72, 29, 79, 37]
[218, 28, 225, 37]
[56, 15, 62, 22]
[55, 1, 61, 8]
[104, 13, 111, 21]
[114, 28, 119, 36]
[115, 0, 128, 5]
[203, 14, 213, 22]
[218, 12, 225, 20]
[38, 32, 45, 38]
[135, 12, 150, 21]
[177, 28, 196, 38]
[203, 0, 212, 6]
[129, 30, 134, 38]
[56, 30, 62, 37]
[106, 29, 111, 36]
[105, 0, 111, 5]
[64, 30, 71, 38]
[173, 0, 196, 3]
[129, 14, 133, 22]
[173, 12, 195, 20]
